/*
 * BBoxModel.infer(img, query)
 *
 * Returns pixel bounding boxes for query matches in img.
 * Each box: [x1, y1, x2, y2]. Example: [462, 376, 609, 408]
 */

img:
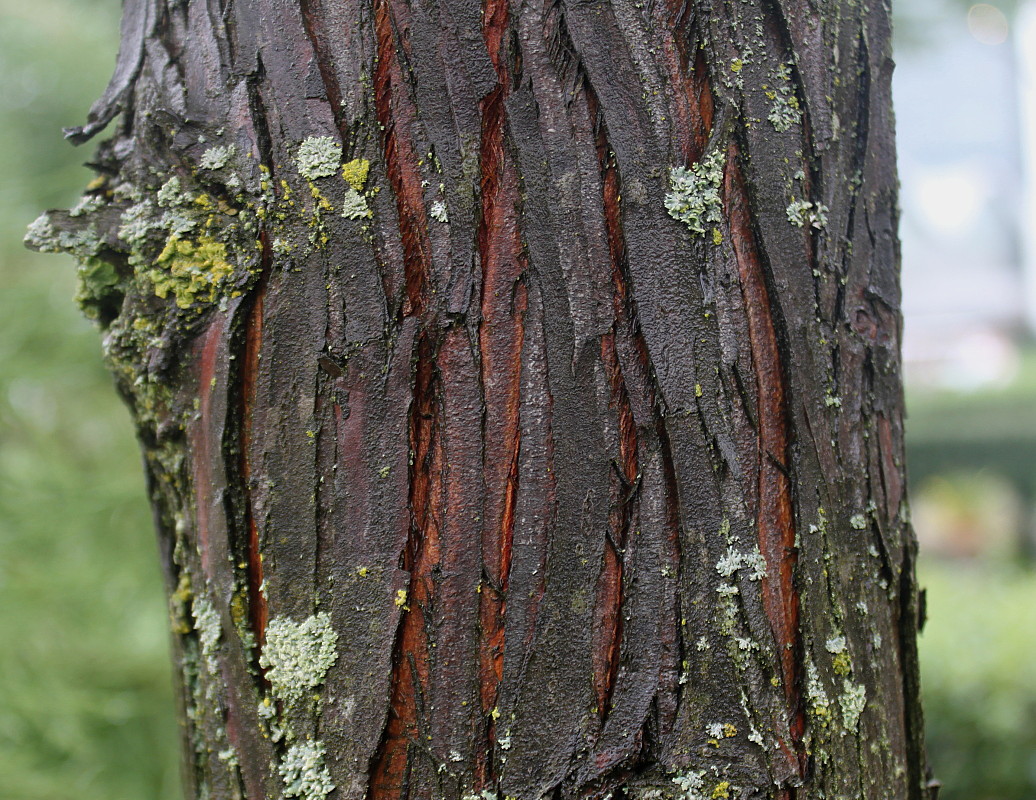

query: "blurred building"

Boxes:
[895, 0, 1029, 389]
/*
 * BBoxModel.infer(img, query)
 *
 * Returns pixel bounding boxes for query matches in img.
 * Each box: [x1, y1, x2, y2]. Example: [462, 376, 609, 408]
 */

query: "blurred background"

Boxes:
[0, 0, 1033, 797]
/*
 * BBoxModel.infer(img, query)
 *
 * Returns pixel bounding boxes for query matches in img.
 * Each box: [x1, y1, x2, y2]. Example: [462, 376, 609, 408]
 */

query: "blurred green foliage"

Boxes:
[918, 560, 1036, 800]
[2, 2, 1034, 800]
[0, 0, 180, 798]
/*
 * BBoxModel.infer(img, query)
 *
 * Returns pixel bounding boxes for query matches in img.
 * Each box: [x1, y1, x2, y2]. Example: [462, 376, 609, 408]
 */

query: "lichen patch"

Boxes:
[664, 151, 726, 239]
[341, 158, 371, 191]
[149, 235, 235, 309]
[259, 612, 339, 705]
[278, 740, 336, 800]
[199, 144, 236, 170]
[342, 189, 372, 220]
[296, 136, 342, 181]
[786, 198, 829, 229]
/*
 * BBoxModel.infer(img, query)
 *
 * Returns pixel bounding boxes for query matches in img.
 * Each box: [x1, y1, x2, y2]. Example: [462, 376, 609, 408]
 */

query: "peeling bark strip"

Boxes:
[724, 152, 804, 760]
[34, 0, 931, 798]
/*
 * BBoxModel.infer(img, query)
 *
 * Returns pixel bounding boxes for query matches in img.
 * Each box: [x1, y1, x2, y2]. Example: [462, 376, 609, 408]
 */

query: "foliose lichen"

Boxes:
[259, 612, 339, 706]
[766, 63, 802, 132]
[278, 740, 336, 800]
[342, 189, 372, 220]
[840, 680, 867, 730]
[786, 198, 829, 229]
[807, 661, 832, 722]
[715, 546, 767, 580]
[430, 199, 449, 223]
[340, 158, 371, 191]
[672, 769, 706, 800]
[199, 144, 236, 171]
[296, 136, 342, 181]
[148, 235, 235, 309]
[664, 151, 726, 239]
[191, 595, 222, 656]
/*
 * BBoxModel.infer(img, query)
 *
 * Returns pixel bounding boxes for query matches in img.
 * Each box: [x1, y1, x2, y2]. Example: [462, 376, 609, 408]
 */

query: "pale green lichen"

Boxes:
[706, 722, 737, 739]
[849, 513, 868, 530]
[218, 747, 239, 767]
[715, 546, 767, 580]
[259, 612, 338, 705]
[807, 661, 831, 721]
[665, 151, 725, 238]
[430, 199, 449, 223]
[148, 235, 235, 309]
[157, 176, 187, 208]
[278, 740, 335, 800]
[24, 213, 57, 249]
[766, 63, 802, 132]
[840, 680, 867, 730]
[342, 188, 372, 220]
[162, 208, 198, 238]
[200, 144, 236, 170]
[118, 200, 162, 249]
[69, 194, 104, 217]
[672, 770, 707, 800]
[786, 198, 829, 229]
[192, 596, 222, 656]
[735, 636, 759, 652]
[825, 635, 847, 654]
[296, 136, 342, 181]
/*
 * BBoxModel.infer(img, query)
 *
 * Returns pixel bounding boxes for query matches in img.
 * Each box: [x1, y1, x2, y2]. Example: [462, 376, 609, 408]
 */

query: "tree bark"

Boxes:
[28, 0, 930, 798]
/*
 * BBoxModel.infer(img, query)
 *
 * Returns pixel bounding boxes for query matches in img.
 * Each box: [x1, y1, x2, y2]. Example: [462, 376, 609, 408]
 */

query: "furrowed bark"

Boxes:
[30, 0, 931, 798]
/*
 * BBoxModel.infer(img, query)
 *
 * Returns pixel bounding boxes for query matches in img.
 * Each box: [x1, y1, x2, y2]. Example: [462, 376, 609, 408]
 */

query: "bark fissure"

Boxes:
[370, 332, 440, 800]
[239, 254, 269, 648]
[373, 0, 431, 318]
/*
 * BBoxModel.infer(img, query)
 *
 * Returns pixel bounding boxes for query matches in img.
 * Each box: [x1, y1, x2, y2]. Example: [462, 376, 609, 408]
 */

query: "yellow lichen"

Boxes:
[341, 158, 371, 191]
[150, 235, 234, 309]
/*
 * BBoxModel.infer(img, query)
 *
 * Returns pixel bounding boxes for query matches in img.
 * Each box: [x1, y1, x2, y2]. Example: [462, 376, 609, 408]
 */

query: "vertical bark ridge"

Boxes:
[370, 332, 440, 800]
[475, 0, 524, 784]
[373, 0, 431, 317]
[298, 0, 348, 137]
[663, 3, 714, 164]
[594, 326, 635, 725]
[724, 148, 805, 774]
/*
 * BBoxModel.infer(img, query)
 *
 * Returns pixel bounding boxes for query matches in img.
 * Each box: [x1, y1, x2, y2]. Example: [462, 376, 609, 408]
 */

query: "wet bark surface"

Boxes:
[29, 0, 930, 798]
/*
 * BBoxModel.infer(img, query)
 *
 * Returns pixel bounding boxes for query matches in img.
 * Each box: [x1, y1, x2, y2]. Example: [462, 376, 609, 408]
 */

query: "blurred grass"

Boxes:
[2, 2, 1034, 800]
[0, 0, 181, 798]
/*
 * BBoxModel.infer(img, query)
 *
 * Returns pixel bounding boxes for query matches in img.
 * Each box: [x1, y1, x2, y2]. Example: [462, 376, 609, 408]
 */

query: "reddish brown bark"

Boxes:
[33, 0, 930, 797]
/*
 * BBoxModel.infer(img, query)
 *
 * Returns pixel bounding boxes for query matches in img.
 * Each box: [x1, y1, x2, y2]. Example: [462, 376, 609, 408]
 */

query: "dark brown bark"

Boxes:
[28, 0, 930, 798]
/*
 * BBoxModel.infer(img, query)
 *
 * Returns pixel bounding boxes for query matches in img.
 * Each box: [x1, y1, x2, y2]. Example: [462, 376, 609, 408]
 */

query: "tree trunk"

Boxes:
[28, 0, 930, 797]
